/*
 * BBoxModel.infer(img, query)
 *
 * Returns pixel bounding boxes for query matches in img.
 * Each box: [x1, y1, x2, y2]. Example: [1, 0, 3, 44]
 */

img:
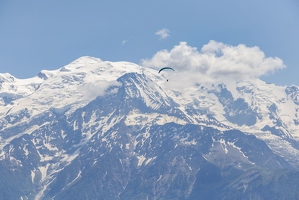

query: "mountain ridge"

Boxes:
[0, 56, 299, 199]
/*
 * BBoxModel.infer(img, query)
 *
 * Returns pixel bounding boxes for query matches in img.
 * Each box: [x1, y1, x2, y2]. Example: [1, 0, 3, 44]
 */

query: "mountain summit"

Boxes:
[1, 56, 299, 199]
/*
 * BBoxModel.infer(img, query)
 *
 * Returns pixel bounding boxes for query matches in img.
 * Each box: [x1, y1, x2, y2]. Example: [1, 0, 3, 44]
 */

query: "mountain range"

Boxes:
[1, 56, 299, 199]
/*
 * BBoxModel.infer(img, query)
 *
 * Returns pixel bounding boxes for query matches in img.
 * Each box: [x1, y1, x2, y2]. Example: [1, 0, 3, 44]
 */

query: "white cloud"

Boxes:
[80, 80, 121, 100]
[141, 40, 285, 86]
[155, 28, 170, 39]
[121, 39, 128, 46]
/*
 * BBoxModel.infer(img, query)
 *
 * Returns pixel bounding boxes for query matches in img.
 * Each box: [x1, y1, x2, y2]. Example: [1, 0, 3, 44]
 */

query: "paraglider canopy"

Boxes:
[158, 67, 174, 73]
[158, 67, 174, 82]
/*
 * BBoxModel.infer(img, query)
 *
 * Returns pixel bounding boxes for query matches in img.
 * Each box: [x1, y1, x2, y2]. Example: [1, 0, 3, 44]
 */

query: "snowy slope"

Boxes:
[0, 56, 298, 142]
[0, 57, 145, 128]
[1, 56, 299, 155]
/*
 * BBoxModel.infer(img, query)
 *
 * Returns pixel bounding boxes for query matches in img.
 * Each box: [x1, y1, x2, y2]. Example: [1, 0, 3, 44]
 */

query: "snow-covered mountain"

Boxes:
[1, 56, 299, 199]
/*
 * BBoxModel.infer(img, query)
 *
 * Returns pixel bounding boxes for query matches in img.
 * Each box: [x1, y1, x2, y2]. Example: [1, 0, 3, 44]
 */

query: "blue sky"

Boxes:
[0, 0, 298, 86]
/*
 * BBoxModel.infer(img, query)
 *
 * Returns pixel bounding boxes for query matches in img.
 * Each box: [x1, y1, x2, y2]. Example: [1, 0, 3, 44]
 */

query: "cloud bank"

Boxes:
[80, 80, 121, 100]
[155, 29, 170, 39]
[142, 40, 285, 85]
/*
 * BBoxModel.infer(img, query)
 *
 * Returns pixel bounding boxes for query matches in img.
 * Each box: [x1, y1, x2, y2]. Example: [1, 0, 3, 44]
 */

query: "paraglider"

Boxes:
[158, 67, 174, 74]
[158, 67, 174, 82]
